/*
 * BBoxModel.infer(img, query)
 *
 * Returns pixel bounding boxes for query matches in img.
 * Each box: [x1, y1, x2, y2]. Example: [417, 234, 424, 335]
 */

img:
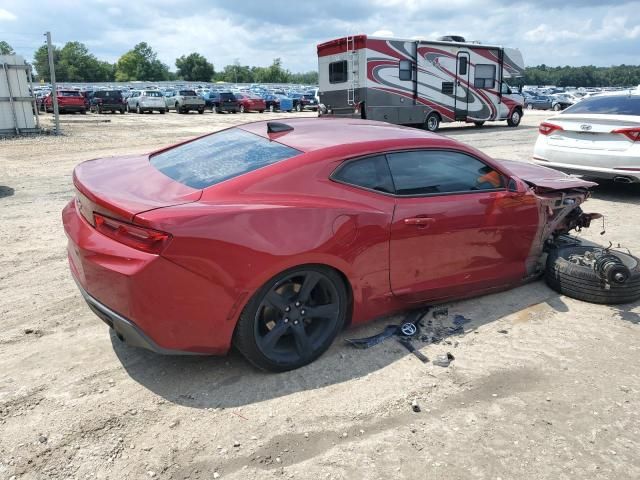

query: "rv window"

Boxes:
[399, 60, 412, 81]
[331, 155, 394, 194]
[458, 57, 468, 75]
[386, 150, 504, 196]
[329, 60, 348, 84]
[474, 64, 496, 89]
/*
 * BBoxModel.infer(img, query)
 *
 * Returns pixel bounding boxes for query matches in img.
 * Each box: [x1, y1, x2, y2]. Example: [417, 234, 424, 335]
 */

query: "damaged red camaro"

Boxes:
[63, 118, 605, 371]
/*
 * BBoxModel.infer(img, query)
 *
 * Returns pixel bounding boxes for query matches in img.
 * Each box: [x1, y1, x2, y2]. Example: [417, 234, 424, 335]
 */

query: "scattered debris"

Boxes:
[411, 400, 421, 413]
[213, 472, 221, 479]
[498, 329, 509, 334]
[233, 440, 241, 447]
[433, 353, 455, 368]
[38, 434, 47, 444]
[345, 325, 398, 349]
[397, 337, 429, 363]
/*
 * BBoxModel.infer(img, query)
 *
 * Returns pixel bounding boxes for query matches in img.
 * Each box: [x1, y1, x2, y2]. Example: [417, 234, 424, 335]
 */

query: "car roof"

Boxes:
[238, 118, 455, 153]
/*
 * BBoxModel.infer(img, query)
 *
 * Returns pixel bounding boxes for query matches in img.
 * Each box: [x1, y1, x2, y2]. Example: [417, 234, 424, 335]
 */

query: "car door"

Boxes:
[387, 149, 539, 302]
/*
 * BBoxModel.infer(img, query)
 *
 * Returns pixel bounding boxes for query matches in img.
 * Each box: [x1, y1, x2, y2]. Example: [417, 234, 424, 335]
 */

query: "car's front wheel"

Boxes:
[234, 266, 348, 372]
[295, 103, 302, 112]
[240, 105, 245, 113]
[553, 103, 562, 111]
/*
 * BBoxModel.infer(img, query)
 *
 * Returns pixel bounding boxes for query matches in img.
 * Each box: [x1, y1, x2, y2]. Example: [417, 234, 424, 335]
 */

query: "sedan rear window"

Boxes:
[179, 90, 197, 96]
[59, 91, 82, 97]
[150, 129, 301, 189]
[563, 95, 640, 116]
[220, 93, 235, 100]
[144, 91, 163, 97]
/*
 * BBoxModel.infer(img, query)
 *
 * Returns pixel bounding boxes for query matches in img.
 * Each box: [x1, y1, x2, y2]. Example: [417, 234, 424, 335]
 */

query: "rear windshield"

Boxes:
[59, 91, 82, 97]
[220, 93, 236, 100]
[144, 91, 163, 97]
[95, 91, 122, 98]
[179, 90, 197, 96]
[563, 95, 640, 116]
[150, 128, 301, 189]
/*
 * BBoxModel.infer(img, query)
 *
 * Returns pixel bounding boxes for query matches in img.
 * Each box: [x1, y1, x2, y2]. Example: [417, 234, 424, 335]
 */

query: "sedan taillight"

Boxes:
[94, 213, 172, 254]
[539, 122, 564, 135]
[611, 127, 640, 142]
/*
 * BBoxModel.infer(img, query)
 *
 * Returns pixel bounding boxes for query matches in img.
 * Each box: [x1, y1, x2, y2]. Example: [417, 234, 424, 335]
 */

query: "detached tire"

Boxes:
[545, 246, 640, 304]
[234, 265, 348, 372]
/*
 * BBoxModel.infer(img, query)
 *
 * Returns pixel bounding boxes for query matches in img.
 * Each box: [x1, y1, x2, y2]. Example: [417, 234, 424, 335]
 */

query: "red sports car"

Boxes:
[64, 118, 604, 371]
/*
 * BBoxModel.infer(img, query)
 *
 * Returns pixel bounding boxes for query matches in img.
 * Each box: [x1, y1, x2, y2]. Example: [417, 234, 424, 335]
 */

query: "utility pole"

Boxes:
[45, 31, 60, 135]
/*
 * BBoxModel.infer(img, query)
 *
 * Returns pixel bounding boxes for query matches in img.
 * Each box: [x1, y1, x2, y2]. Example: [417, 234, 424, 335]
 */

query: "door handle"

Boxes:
[404, 217, 435, 226]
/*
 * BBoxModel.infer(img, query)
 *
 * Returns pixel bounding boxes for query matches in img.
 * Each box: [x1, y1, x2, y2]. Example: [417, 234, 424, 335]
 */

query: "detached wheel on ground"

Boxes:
[424, 112, 440, 132]
[545, 245, 640, 304]
[507, 108, 522, 127]
[234, 266, 348, 372]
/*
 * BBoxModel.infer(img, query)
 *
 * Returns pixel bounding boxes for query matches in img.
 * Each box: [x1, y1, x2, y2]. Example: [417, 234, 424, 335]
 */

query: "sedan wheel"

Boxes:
[269, 105, 274, 112]
[234, 266, 347, 372]
[553, 103, 562, 111]
[240, 105, 245, 113]
[136, 105, 141, 114]
[526, 103, 533, 110]
[295, 103, 302, 112]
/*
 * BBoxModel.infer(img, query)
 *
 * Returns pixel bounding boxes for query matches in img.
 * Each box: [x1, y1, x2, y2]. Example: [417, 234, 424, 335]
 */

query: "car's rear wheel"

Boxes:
[553, 103, 562, 111]
[526, 103, 533, 110]
[234, 266, 348, 372]
[240, 105, 245, 113]
[295, 103, 302, 112]
[507, 108, 522, 127]
[474, 121, 485, 127]
[424, 112, 440, 132]
[545, 245, 640, 304]
[198, 108, 204, 114]
[160, 109, 165, 114]
[136, 104, 141, 114]
[269, 105, 274, 112]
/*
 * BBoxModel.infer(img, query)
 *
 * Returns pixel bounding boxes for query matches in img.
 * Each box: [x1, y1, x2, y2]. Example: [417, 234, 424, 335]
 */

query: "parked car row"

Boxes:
[36, 87, 320, 116]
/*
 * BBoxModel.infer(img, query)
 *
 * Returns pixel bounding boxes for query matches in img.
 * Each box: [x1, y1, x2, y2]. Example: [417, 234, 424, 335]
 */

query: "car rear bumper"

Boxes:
[533, 140, 640, 182]
[58, 105, 85, 112]
[62, 199, 235, 355]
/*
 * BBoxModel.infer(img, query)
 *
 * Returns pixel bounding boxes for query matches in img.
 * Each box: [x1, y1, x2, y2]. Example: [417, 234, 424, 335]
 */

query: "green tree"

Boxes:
[115, 42, 169, 81]
[0, 40, 15, 55]
[33, 44, 60, 81]
[175, 52, 214, 81]
[57, 42, 114, 82]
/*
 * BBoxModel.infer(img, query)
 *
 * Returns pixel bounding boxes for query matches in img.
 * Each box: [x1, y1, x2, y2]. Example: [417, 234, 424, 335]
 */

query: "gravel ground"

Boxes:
[1, 109, 639, 480]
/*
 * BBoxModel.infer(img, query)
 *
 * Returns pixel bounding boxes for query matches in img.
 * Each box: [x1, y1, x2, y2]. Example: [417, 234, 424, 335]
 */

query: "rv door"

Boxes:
[454, 52, 470, 121]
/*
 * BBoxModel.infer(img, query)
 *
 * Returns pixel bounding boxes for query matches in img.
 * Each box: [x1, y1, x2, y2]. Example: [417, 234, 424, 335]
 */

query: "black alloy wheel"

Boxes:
[234, 266, 347, 371]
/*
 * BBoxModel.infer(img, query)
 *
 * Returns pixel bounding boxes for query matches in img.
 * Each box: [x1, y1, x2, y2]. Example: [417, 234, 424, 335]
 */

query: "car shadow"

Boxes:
[0, 186, 15, 199]
[440, 124, 538, 136]
[590, 180, 640, 206]
[112, 280, 580, 409]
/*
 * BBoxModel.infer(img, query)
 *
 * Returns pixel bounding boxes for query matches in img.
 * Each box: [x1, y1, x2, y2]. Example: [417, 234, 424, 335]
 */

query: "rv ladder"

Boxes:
[346, 36, 359, 106]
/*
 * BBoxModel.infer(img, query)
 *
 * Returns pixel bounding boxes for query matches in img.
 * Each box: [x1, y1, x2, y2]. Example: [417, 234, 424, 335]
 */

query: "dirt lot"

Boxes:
[1, 109, 639, 480]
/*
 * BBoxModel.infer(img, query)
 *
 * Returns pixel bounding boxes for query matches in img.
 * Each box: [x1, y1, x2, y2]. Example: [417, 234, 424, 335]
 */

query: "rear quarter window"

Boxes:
[150, 129, 301, 189]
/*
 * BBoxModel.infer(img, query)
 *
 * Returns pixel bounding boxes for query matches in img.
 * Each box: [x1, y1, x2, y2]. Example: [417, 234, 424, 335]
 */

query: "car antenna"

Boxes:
[267, 122, 294, 134]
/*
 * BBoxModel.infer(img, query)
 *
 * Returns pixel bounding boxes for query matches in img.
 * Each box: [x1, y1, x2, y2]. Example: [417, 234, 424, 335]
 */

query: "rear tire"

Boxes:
[160, 109, 165, 114]
[233, 265, 348, 372]
[526, 103, 533, 110]
[545, 245, 640, 304]
[240, 105, 245, 113]
[424, 112, 440, 132]
[198, 108, 204, 114]
[507, 108, 522, 127]
[295, 103, 302, 112]
[269, 105, 274, 112]
[136, 104, 141, 114]
[553, 103, 562, 111]
[474, 121, 485, 127]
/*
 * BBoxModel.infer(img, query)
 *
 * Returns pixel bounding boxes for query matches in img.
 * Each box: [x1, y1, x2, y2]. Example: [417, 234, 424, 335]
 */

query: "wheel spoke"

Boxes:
[265, 290, 288, 314]
[297, 272, 321, 303]
[261, 321, 289, 351]
[304, 303, 339, 319]
[291, 323, 313, 360]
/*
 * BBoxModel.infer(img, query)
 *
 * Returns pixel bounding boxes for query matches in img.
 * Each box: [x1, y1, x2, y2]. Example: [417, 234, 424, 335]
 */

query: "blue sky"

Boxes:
[1, 0, 639, 71]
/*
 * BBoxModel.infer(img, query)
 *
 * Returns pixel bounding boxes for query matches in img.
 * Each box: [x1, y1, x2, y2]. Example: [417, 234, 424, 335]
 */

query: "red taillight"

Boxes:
[539, 122, 564, 135]
[93, 213, 172, 254]
[611, 127, 640, 142]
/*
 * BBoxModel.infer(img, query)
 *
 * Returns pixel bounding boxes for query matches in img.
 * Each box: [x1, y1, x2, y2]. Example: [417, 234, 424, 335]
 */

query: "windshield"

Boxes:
[563, 95, 640, 116]
[150, 128, 301, 189]
[180, 90, 197, 96]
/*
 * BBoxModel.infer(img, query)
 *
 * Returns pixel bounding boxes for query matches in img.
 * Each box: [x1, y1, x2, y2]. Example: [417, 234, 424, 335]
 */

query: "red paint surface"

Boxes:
[63, 118, 593, 354]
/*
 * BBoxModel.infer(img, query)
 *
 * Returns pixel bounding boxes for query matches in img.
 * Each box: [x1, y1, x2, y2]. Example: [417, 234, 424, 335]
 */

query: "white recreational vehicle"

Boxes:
[317, 34, 526, 131]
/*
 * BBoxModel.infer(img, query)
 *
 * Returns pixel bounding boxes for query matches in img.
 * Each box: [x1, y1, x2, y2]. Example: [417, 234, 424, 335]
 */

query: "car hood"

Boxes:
[496, 159, 597, 191]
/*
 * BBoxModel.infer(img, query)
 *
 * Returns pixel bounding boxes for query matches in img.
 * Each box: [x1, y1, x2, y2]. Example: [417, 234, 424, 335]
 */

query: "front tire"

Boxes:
[240, 105, 245, 113]
[546, 245, 640, 304]
[507, 108, 522, 127]
[526, 103, 533, 110]
[553, 103, 562, 111]
[295, 103, 302, 112]
[424, 112, 440, 132]
[234, 266, 348, 372]
[474, 121, 485, 127]
[136, 104, 141, 114]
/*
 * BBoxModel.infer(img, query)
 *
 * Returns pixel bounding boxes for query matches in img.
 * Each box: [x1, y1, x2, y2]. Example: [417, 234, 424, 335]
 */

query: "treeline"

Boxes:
[0, 40, 317, 84]
[524, 65, 640, 87]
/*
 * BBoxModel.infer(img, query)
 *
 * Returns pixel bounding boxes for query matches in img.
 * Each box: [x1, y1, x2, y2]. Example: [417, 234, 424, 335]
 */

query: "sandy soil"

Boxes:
[1, 109, 639, 480]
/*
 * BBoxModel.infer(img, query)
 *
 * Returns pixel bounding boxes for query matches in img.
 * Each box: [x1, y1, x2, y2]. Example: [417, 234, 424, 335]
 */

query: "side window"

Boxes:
[500, 82, 511, 94]
[399, 60, 412, 81]
[386, 150, 504, 195]
[329, 60, 348, 84]
[332, 155, 394, 194]
[474, 64, 496, 89]
[458, 57, 468, 75]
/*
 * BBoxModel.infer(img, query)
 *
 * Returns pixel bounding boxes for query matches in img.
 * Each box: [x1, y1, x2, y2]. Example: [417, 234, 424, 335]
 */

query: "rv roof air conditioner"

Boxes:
[438, 35, 466, 43]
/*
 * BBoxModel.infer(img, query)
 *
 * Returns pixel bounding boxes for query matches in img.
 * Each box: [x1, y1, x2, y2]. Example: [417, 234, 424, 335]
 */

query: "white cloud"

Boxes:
[0, 8, 17, 21]
[371, 29, 394, 37]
